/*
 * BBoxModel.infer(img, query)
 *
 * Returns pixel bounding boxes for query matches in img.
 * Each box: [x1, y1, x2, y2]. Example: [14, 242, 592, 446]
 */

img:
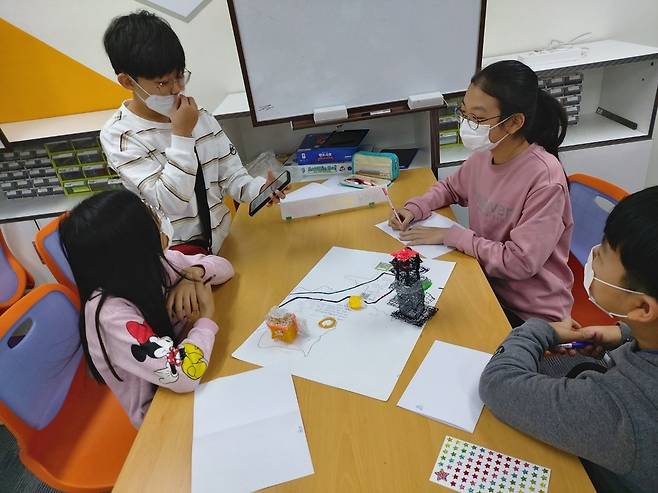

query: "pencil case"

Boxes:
[351, 151, 400, 181]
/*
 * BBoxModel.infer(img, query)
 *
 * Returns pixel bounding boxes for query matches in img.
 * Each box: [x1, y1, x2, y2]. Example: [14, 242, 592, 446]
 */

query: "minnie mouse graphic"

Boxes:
[126, 320, 208, 383]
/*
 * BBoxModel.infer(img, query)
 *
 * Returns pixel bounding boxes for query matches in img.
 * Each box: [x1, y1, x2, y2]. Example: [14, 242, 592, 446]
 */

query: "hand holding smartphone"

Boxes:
[248, 170, 291, 216]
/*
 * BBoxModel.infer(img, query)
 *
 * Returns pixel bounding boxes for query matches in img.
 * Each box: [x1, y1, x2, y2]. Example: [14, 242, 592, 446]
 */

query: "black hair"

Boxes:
[103, 10, 185, 80]
[604, 185, 658, 299]
[60, 190, 178, 383]
[471, 60, 568, 158]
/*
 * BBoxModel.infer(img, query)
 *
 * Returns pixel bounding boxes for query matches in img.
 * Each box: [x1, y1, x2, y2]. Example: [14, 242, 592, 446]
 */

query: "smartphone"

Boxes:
[248, 170, 291, 216]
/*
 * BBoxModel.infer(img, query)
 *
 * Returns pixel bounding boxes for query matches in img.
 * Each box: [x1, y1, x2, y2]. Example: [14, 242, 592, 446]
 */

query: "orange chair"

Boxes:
[34, 214, 77, 294]
[0, 229, 33, 312]
[568, 174, 629, 326]
[0, 284, 136, 493]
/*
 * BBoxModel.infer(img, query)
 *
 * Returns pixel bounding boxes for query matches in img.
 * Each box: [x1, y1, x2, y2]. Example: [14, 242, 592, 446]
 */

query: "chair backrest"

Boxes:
[0, 231, 28, 310]
[0, 284, 81, 430]
[35, 215, 76, 293]
[568, 174, 629, 266]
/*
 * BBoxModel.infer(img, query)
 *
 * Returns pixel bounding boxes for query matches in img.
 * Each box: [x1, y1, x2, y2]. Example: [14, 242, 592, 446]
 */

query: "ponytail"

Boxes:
[471, 60, 568, 159]
[529, 88, 567, 158]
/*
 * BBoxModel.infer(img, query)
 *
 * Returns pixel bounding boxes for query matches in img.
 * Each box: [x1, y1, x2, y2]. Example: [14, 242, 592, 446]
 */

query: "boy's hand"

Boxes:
[171, 95, 199, 137]
[260, 169, 287, 206]
[547, 319, 622, 358]
[389, 208, 414, 231]
[400, 226, 449, 245]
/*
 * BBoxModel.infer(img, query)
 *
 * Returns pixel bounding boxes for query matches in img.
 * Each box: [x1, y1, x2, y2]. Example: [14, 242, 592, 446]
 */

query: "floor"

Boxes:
[0, 425, 61, 493]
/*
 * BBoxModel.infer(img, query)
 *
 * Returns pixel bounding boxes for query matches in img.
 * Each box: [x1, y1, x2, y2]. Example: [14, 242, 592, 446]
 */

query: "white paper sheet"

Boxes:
[192, 366, 314, 493]
[375, 212, 462, 259]
[282, 182, 334, 201]
[233, 247, 455, 401]
[397, 341, 491, 433]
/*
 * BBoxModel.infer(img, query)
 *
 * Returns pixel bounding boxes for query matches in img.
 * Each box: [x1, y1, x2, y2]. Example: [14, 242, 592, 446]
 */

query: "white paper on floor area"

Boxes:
[232, 247, 455, 401]
[375, 212, 463, 259]
[192, 366, 314, 493]
[398, 340, 491, 433]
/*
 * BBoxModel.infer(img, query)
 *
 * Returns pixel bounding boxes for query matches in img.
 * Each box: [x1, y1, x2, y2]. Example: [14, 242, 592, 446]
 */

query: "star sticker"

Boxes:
[435, 469, 449, 481]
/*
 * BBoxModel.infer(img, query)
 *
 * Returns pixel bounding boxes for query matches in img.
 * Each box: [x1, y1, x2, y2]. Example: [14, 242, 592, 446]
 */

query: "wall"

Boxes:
[0, 0, 245, 113]
[1, 0, 657, 185]
[485, 0, 658, 189]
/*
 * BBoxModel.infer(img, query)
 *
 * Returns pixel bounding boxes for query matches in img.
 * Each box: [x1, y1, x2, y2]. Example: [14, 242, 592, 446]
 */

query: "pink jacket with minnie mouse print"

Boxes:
[84, 249, 234, 427]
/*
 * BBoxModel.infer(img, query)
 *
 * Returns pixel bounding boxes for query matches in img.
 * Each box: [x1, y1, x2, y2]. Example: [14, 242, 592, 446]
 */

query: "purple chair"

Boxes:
[0, 284, 81, 429]
[0, 230, 32, 312]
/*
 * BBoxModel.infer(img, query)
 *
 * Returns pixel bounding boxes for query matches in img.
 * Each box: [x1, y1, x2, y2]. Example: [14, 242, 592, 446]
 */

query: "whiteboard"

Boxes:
[229, 0, 485, 124]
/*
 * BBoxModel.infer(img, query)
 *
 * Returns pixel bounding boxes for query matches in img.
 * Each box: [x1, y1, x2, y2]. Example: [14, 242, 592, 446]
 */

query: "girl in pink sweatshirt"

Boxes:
[60, 190, 234, 427]
[391, 61, 574, 323]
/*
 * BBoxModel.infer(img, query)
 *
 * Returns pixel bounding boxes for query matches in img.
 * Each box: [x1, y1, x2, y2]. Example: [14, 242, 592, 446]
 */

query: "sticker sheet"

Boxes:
[430, 436, 551, 493]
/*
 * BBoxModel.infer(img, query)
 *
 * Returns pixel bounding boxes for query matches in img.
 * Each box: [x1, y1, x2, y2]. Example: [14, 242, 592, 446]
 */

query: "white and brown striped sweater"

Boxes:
[100, 102, 266, 253]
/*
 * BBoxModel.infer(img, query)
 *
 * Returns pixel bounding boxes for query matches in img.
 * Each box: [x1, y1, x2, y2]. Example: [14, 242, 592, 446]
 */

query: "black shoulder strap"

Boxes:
[194, 148, 212, 252]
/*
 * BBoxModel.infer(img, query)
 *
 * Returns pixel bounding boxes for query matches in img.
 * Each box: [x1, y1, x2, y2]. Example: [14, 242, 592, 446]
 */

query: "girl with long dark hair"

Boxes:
[60, 189, 234, 427]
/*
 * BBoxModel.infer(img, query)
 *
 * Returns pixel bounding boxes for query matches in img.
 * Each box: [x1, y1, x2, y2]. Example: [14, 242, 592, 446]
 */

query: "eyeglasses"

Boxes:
[152, 69, 192, 94]
[454, 105, 502, 131]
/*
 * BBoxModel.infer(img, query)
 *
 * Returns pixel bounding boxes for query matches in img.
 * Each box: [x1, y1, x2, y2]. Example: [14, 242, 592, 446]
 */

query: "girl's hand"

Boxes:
[399, 226, 449, 245]
[167, 278, 199, 321]
[195, 280, 216, 320]
[166, 267, 204, 321]
[389, 208, 414, 231]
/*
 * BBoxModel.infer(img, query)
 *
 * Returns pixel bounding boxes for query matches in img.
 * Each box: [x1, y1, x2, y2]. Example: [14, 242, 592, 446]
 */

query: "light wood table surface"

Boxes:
[114, 168, 594, 493]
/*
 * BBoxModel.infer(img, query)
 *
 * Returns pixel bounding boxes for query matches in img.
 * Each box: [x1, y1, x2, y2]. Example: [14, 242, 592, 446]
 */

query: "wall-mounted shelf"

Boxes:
[437, 39, 658, 169]
[0, 109, 116, 144]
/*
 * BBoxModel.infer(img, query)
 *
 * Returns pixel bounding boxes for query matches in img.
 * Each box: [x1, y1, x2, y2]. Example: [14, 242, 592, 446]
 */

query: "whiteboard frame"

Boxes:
[227, 0, 488, 128]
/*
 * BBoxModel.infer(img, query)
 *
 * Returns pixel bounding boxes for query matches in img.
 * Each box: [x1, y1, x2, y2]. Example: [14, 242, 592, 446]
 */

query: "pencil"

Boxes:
[382, 187, 403, 225]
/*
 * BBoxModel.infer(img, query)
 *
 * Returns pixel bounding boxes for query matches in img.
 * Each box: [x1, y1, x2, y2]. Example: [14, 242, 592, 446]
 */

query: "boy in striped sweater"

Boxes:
[100, 10, 282, 255]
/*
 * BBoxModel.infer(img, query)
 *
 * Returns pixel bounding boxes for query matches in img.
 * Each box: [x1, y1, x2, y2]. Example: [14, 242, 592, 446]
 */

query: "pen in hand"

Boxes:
[382, 188, 403, 225]
[552, 341, 592, 350]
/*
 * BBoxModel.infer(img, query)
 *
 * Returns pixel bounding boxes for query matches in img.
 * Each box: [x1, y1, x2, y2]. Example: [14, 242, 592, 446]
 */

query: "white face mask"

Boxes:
[130, 77, 178, 117]
[459, 116, 511, 153]
[583, 244, 645, 318]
